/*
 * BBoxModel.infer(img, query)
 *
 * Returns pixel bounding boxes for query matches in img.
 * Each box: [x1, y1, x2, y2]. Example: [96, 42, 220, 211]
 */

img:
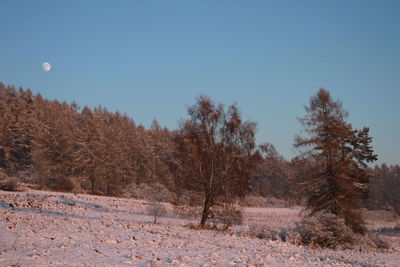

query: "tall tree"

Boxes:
[295, 88, 377, 233]
[175, 96, 258, 226]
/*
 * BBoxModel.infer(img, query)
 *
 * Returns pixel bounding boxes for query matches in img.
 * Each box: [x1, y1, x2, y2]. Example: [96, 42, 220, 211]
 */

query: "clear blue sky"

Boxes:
[1, 0, 399, 165]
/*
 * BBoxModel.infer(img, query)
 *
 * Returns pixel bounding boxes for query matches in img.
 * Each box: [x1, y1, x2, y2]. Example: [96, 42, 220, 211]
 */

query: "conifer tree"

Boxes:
[295, 88, 377, 233]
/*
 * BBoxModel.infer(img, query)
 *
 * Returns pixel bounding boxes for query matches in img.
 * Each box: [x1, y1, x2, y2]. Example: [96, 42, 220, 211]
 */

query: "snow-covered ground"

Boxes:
[1, 189, 399, 266]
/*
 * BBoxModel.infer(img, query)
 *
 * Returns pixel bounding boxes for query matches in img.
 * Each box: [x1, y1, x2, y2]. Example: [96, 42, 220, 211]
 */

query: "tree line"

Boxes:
[0, 82, 176, 196]
[1, 82, 399, 228]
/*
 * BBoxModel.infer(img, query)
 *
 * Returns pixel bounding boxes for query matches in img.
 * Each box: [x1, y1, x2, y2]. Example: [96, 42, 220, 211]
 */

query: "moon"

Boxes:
[42, 62, 51, 72]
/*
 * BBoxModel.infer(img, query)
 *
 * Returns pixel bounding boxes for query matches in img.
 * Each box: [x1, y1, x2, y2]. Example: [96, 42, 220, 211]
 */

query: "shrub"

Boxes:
[0, 169, 18, 191]
[53, 176, 79, 192]
[249, 225, 277, 240]
[368, 233, 390, 250]
[146, 188, 167, 224]
[0, 177, 18, 191]
[37, 174, 81, 193]
[248, 225, 279, 240]
[146, 199, 166, 224]
[297, 212, 356, 249]
[247, 225, 302, 244]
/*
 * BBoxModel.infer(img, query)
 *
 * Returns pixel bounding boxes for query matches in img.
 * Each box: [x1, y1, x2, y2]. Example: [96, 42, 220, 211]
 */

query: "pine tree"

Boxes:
[295, 88, 377, 233]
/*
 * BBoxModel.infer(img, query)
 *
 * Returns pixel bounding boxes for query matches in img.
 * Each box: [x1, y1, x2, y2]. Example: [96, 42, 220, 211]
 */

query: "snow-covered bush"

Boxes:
[248, 225, 302, 244]
[297, 212, 356, 249]
[248, 225, 280, 241]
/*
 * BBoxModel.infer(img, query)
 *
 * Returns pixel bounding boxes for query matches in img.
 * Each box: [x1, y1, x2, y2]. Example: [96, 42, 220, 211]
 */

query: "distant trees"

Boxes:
[32, 97, 79, 190]
[295, 88, 377, 233]
[174, 96, 258, 226]
[251, 143, 294, 200]
[0, 83, 34, 175]
[368, 164, 400, 214]
[74, 106, 107, 194]
[0, 82, 179, 196]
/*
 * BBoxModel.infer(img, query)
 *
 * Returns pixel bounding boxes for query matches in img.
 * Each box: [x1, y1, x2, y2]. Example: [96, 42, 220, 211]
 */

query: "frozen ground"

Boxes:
[0, 190, 399, 266]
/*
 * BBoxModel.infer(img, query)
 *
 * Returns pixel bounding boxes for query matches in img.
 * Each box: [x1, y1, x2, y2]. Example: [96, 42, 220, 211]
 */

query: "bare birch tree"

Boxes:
[175, 96, 258, 226]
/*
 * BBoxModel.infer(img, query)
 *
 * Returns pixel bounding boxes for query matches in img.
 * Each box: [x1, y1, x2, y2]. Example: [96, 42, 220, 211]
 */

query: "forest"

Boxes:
[0, 81, 399, 220]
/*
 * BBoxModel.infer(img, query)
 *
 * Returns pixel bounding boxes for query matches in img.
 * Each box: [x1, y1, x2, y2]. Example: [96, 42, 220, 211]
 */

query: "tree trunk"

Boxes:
[200, 193, 213, 226]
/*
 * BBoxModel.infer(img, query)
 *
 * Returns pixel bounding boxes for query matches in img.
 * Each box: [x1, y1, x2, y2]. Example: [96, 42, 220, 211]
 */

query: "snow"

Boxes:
[1, 190, 399, 266]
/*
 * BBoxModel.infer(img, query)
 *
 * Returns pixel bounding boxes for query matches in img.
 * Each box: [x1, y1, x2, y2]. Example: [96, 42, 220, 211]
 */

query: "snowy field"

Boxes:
[1, 189, 399, 267]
